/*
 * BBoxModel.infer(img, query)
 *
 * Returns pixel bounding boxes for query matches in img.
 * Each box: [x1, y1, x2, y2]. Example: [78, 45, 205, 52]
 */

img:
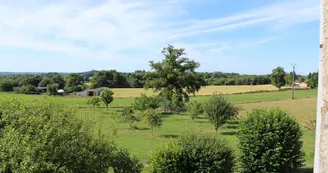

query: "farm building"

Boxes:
[75, 87, 106, 97]
[298, 82, 308, 88]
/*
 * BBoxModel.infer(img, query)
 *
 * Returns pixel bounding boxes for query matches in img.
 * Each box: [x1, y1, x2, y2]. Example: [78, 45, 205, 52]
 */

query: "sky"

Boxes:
[0, 0, 320, 75]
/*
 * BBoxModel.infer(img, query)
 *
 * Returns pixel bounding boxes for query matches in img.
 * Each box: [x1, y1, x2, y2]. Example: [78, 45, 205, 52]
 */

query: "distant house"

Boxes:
[299, 82, 308, 88]
[75, 87, 107, 97]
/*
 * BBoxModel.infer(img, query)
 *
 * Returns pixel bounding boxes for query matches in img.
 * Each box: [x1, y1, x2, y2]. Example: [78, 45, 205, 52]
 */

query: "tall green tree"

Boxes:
[144, 45, 205, 107]
[270, 67, 286, 90]
[65, 73, 84, 91]
[100, 88, 114, 110]
[308, 72, 319, 89]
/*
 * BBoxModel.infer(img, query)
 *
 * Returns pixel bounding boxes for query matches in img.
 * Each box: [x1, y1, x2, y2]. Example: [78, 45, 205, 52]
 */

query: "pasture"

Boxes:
[0, 86, 318, 172]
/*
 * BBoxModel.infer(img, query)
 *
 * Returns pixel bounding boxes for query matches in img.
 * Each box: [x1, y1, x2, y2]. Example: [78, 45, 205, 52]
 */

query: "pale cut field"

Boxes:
[111, 84, 284, 98]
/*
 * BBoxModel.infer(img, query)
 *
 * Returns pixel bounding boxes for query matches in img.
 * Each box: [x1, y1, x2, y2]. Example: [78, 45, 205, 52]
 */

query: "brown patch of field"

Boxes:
[111, 85, 284, 98]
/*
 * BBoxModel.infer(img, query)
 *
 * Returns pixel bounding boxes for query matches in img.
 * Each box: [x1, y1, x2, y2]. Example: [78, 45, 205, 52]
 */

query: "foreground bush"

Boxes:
[0, 98, 142, 173]
[238, 108, 305, 173]
[149, 132, 234, 173]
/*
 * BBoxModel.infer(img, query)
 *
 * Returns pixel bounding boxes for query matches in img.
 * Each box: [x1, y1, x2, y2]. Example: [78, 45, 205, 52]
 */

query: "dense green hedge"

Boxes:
[238, 108, 305, 173]
[149, 132, 234, 173]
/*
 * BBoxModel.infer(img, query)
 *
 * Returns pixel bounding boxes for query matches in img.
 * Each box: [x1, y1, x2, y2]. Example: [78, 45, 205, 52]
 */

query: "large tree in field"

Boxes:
[270, 67, 286, 90]
[144, 45, 205, 107]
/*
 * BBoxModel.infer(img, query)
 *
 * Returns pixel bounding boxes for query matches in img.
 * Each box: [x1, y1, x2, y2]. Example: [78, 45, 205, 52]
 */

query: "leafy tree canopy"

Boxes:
[270, 67, 286, 89]
[144, 44, 205, 106]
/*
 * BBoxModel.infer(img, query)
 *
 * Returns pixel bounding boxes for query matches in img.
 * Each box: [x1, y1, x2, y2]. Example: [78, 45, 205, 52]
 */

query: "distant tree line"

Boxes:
[0, 69, 316, 93]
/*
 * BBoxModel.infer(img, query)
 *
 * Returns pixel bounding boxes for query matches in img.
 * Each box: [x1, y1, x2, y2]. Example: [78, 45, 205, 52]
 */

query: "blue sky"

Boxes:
[0, 0, 319, 75]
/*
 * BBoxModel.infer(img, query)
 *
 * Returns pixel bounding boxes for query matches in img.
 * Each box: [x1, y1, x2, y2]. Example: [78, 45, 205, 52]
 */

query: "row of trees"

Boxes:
[270, 67, 318, 89]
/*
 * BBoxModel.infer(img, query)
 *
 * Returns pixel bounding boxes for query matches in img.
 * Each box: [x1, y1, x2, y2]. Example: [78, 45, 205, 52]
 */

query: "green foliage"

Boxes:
[270, 67, 286, 89]
[87, 96, 101, 107]
[121, 107, 141, 128]
[186, 100, 204, 120]
[110, 148, 144, 173]
[65, 73, 84, 91]
[46, 83, 59, 95]
[144, 44, 206, 108]
[100, 88, 114, 109]
[91, 70, 127, 88]
[20, 84, 38, 93]
[238, 108, 305, 173]
[132, 94, 162, 112]
[203, 94, 239, 132]
[307, 72, 318, 89]
[18, 75, 42, 87]
[0, 80, 16, 92]
[0, 98, 142, 173]
[127, 71, 146, 88]
[39, 73, 66, 89]
[149, 132, 234, 173]
[142, 109, 162, 135]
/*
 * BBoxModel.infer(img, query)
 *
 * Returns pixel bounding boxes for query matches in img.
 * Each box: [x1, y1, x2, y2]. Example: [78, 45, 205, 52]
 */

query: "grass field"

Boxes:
[0, 86, 318, 172]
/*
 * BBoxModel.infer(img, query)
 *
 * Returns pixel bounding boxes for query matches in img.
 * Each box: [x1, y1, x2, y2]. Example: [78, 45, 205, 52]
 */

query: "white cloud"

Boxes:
[0, 0, 319, 70]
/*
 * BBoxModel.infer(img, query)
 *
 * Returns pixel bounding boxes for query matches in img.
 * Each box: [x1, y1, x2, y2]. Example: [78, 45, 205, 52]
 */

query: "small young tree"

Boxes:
[186, 100, 203, 120]
[203, 94, 239, 132]
[121, 107, 140, 128]
[238, 108, 305, 173]
[143, 109, 162, 135]
[100, 88, 114, 110]
[87, 96, 101, 107]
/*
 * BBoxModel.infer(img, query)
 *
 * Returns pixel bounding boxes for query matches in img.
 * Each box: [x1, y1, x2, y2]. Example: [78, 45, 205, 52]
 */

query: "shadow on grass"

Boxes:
[194, 120, 209, 123]
[133, 127, 150, 131]
[160, 134, 179, 139]
[225, 125, 239, 129]
[226, 120, 240, 125]
[196, 116, 208, 120]
[220, 131, 237, 136]
[299, 168, 313, 173]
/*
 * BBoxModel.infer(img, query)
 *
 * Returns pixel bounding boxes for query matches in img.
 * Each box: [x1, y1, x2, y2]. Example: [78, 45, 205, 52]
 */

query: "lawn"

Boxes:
[78, 97, 316, 172]
[0, 88, 317, 107]
[0, 87, 318, 172]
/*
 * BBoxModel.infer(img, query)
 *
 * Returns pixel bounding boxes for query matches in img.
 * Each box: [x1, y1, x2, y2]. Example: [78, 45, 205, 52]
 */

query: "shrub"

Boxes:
[150, 132, 234, 173]
[0, 98, 142, 173]
[46, 83, 59, 95]
[133, 94, 162, 112]
[20, 84, 38, 93]
[110, 148, 144, 173]
[186, 100, 203, 120]
[203, 94, 239, 132]
[87, 96, 101, 107]
[238, 108, 305, 173]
